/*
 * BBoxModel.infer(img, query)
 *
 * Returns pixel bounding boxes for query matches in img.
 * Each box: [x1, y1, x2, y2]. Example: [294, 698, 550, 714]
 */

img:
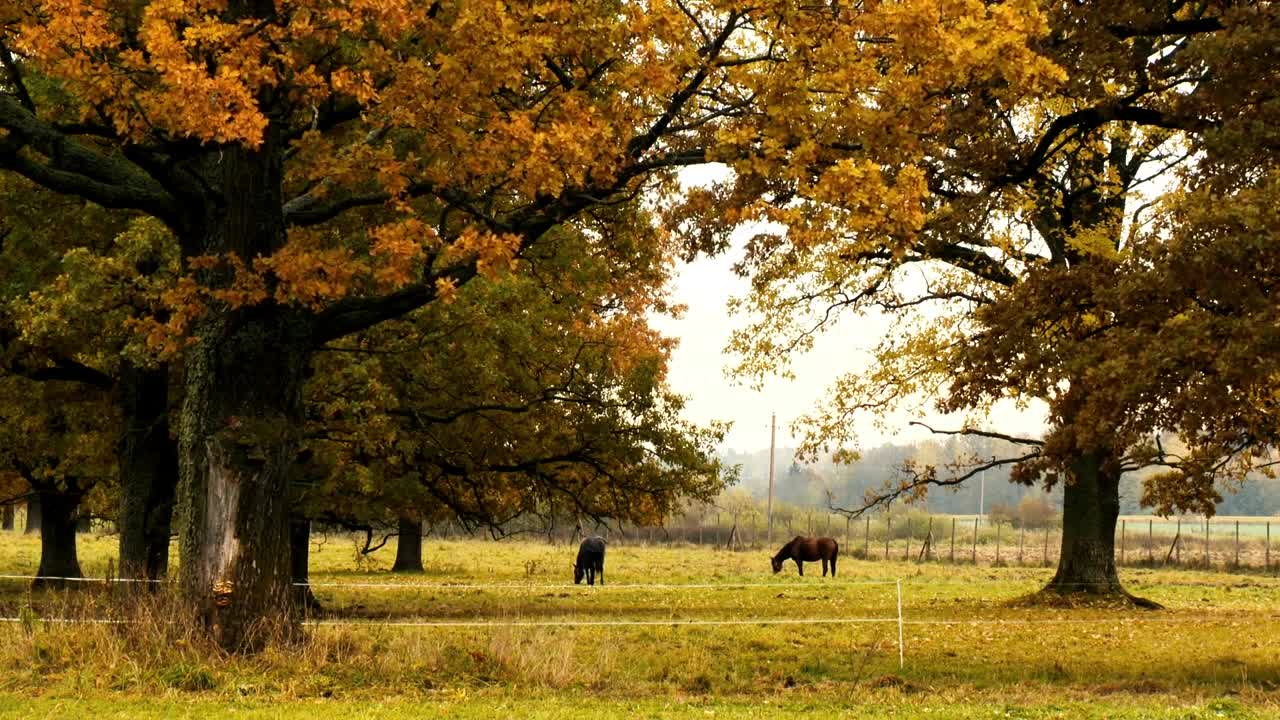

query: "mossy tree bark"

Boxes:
[1, 504, 12, 531]
[392, 517, 424, 573]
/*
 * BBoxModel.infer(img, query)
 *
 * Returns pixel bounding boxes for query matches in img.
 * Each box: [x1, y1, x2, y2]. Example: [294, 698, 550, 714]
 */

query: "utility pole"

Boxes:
[768, 412, 776, 545]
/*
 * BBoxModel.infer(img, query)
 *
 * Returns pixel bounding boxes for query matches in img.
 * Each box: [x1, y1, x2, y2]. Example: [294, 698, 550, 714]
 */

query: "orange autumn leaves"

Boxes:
[127, 220, 524, 355]
[0, 0, 1070, 362]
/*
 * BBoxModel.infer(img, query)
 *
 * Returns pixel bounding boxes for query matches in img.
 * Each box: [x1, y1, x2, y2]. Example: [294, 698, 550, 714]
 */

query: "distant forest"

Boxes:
[722, 436, 1280, 518]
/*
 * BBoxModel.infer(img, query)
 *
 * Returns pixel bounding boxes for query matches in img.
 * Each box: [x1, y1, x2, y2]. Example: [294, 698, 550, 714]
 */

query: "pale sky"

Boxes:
[649, 166, 1048, 456]
[649, 230, 1048, 456]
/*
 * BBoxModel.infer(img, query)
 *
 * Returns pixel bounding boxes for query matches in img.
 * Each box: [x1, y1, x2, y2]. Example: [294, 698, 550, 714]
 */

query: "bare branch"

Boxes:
[908, 420, 1044, 446]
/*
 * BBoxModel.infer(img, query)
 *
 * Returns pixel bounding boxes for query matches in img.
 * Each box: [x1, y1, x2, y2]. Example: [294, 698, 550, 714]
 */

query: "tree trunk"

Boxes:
[290, 518, 322, 614]
[1043, 451, 1157, 607]
[118, 364, 178, 581]
[178, 310, 309, 650]
[2, 504, 13, 531]
[24, 497, 40, 534]
[393, 517, 424, 573]
[176, 137, 308, 652]
[33, 488, 83, 589]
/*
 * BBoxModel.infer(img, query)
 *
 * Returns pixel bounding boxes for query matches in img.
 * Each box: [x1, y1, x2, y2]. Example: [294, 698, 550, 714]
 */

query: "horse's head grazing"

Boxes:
[770, 556, 783, 573]
[573, 563, 584, 584]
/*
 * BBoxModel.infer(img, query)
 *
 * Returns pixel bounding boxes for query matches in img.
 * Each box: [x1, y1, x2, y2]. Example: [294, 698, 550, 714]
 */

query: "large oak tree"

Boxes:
[722, 1, 1280, 601]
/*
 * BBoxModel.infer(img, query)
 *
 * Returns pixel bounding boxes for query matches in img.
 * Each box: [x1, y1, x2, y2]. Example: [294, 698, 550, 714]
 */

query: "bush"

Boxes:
[1017, 495, 1057, 529]
[988, 502, 1016, 526]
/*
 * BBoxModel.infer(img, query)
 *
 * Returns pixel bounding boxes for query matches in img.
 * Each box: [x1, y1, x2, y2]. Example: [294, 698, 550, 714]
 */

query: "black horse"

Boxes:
[574, 536, 606, 585]
[771, 536, 838, 577]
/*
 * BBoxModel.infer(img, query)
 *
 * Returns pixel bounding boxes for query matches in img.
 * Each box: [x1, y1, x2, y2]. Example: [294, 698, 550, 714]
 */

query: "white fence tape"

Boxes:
[304, 617, 898, 628]
[0, 574, 162, 584]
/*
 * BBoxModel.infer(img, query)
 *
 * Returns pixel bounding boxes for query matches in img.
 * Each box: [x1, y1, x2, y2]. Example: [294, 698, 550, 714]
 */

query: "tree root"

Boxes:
[1011, 585, 1164, 610]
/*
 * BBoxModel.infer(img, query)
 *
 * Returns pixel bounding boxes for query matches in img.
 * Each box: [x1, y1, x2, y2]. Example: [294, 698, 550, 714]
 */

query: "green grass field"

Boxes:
[0, 531, 1278, 718]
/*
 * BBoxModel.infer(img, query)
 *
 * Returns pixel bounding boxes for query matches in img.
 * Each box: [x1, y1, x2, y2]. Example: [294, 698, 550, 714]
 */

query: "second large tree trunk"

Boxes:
[33, 488, 83, 589]
[118, 364, 178, 581]
[2, 504, 13, 531]
[392, 517, 424, 573]
[290, 517, 322, 614]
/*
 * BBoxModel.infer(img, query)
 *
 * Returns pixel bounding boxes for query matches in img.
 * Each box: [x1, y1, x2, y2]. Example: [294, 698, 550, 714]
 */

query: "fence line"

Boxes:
[540, 516, 1278, 575]
[0, 574, 163, 584]
[296, 579, 900, 591]
[7, 578, 1280, 674]
[2, 574, 1276, 591]
[304, 616, 899, 629]
[0, 574, 897, 589]
[2, 614, 1271, 629]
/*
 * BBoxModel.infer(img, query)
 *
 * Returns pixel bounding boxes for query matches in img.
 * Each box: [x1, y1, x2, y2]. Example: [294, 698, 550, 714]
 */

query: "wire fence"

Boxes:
[502, 514, 1279, 574]
[4, 573, 1279, 671]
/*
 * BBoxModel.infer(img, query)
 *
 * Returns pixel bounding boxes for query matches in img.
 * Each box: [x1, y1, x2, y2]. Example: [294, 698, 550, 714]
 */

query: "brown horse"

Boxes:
[771, 536, 838, 577]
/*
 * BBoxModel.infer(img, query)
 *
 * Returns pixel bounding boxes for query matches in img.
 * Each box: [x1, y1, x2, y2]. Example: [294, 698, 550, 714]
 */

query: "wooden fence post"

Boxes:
[1234, 520, 1240, 568]
[901, 515, 911, 561]
[995, 522, 1002, 565]
[846, 515, 851, 551]
[1152, 517, 1162, 563]
[864, 516, 870, 559]
[972, 517, 978, 564]
[1203, 518, 1209, 567]
[1176, 517, 1182, 564]
[1267, 521, 1272, 571]
[1043, 526, 1049, 566]
[926, 517, 934, 561]
[1018, 524, 1025, 564]
[950, 518, 956, 563]
[885, 515, 892, 560]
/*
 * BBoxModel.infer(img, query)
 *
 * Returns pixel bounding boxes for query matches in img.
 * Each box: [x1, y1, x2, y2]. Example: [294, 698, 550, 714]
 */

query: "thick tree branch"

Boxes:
[908, 421, 1044, 446]
[311, 264, 477, 345]
[1000, 103, 1216, 188]
[0, 96, 180, 225]
[26, 357, 115, 389]
[829, 451, 1041, 519]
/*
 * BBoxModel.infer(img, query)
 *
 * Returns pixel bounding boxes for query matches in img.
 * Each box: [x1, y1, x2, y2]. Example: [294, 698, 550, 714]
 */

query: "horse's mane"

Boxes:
[773, 536, 804, 562]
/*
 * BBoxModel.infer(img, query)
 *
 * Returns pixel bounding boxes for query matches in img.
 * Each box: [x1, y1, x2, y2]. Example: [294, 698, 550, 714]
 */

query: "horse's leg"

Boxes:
[822, 557, 829, 576]
[797, 560, 803, 576]
[832, 549, 838, 577]
[599, 562, 604, 585]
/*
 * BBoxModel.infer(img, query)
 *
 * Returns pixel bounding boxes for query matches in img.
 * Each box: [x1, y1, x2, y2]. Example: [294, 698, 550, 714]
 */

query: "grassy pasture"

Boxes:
[0, 531, 1277, 718]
